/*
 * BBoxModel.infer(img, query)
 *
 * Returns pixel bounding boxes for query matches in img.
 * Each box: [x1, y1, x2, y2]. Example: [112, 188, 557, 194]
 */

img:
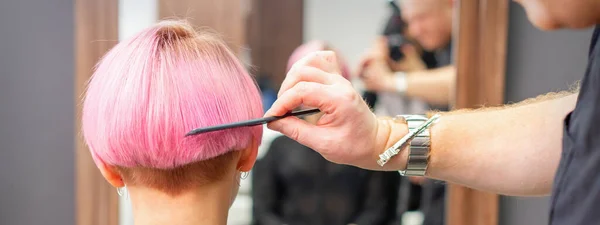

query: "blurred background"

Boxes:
[0, 0, 593, 225]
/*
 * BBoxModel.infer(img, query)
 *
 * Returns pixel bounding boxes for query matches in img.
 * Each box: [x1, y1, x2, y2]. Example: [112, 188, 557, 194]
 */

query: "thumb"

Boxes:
[402, 45, 419, 58]
[374, 36, 388, 51]
[267, 117, 315, 146]
[356, 56, 373, 77]
[327, 51, 342, 75]
[316, 51, 340, 74]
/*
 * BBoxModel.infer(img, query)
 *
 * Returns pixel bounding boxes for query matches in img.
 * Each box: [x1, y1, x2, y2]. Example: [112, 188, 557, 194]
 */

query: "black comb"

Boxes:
[185, 108, 321, 136]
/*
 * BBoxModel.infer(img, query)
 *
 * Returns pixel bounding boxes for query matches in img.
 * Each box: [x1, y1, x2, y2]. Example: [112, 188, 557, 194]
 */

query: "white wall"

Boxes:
[118, 0, 158, 225]
[304, 0, 389, 69]
[118, 0, 158, 41]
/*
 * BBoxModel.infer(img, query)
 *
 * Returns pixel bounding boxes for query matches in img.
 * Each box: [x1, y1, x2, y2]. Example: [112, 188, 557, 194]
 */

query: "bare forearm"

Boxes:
[426, 93, 578, 196]
[405, 66, 455, 106]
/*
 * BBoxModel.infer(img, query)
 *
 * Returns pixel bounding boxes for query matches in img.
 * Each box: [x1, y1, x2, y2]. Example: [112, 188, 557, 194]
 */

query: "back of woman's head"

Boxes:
[82, 21, 262, 194]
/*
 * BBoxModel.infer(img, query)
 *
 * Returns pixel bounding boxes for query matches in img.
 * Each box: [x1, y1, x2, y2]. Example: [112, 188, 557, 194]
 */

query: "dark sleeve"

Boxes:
[353, 171, 401, 225]
[363, 91, 378, 110]
[390, 177, 422, 225]
[397, 178, 422, 212]
[251, 138, 287, 225]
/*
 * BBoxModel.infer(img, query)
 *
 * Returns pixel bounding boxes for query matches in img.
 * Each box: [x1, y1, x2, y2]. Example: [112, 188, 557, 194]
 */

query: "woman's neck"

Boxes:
[127, 181, 235, 225]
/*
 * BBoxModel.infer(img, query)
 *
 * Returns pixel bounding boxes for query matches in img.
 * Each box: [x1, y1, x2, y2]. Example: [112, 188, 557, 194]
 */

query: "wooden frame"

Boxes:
[246, 0, 304, 90]
[448, 0, 509, 224]
[158, 0, 246, 54]
[74, 1, 249, 224]
[74, 0, 120, 224]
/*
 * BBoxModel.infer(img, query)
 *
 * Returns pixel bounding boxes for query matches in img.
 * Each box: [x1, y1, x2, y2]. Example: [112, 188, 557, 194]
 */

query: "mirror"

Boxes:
[355, 1, 456, 225]
[116, 0, 158, 224]
[116, 0, 459, 225]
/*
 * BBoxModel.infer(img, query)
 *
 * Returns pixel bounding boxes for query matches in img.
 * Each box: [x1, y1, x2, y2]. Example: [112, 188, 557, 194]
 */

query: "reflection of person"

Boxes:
[252, 41, 399, 225]
[359, 0, 455, 107]
[265, 0, 600, 224]
[360, 2, 454, 224]
[252, 130, 399, 225]
[81, 21, 263, 224]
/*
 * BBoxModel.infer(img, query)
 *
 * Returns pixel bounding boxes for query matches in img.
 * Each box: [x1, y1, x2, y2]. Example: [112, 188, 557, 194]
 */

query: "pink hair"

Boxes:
[82, 21, 263, 169]
[286, 40, 352, 80]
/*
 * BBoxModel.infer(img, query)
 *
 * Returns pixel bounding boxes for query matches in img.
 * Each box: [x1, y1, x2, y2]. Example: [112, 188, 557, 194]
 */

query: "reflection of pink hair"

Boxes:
[82, 21, 263, 169]
[287, 40, 351, 80]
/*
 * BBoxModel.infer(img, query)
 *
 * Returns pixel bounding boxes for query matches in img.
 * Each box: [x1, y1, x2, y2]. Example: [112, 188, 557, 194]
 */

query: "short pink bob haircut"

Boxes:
[82, 21, 262, 191]
[287, 40, 351, 80]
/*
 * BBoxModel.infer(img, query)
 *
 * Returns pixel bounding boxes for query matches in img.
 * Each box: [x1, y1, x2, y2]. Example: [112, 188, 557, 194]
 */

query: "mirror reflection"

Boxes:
[117, 0, 455, 225]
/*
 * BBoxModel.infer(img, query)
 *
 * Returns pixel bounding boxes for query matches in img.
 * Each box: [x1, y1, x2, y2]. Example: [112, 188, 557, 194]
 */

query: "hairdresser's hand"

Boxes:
[357, 36, 425, 74]
[394, 45, 427, 72]
[265, 51, 409, 171]
[357, 37, 396, 92]
[356, 36, 389, 76]
[360, 57, 397, 93]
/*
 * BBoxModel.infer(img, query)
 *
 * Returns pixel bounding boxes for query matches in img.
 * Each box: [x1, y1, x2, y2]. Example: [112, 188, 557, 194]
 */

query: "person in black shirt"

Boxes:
[252, 41, 400, 225]
[263, 0, 600, 224]
[252, 135, 400, 225]
[360, 1, 456, 108]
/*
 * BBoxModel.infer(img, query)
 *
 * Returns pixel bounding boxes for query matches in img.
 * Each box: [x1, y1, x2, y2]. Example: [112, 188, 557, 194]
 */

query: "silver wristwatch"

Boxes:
[377, 114, 440, 176]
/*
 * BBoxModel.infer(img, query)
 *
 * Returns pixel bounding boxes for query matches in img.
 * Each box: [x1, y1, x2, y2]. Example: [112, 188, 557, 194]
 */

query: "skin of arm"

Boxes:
[404, 65, 455, 106]
[266, 51, 579, 198]
[383, 92, 578, 196]
[360, 56, 455, 106]
[359, 36, 455, 106]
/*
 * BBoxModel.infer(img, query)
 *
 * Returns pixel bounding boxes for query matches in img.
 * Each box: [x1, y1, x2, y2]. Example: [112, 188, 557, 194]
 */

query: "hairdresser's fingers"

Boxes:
[373, 36, 390, 56]
[268, 117, 340, 159]
[361, 63, 376, 80]
[309, 51, 339, 74]
[361, 60, 386, 80]
[328, 51, 343, 75]
[278, 66, 336, 98]
[280, 51, 341, 96]
[266, 81, 333, 117]
[267, 82, 344, 153]
[288, 51, 338, 77]
[356, 54, 374, 78]
[267, 116, 319, 147]
[268, 78, 386, 169]
[357, 37, 388, 78]
[402, 45, 419, 57]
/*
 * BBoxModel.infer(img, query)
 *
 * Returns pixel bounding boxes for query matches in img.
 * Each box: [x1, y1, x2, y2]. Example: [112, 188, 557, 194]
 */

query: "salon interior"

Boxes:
[0, 0, 594, 225]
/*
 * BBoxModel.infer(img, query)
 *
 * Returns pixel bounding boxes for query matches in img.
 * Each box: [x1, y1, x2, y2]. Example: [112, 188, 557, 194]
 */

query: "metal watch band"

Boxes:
[400, 115, 431, 176]
[377, 114, 440, 177]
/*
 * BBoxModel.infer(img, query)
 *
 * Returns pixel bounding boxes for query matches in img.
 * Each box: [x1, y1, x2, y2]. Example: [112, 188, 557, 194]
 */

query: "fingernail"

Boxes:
[266, 121, 280, 131]
[264, 109, 273, 117]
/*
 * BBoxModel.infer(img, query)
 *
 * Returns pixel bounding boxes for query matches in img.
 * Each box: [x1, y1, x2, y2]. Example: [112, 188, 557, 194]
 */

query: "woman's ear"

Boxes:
[97, 161, 125, 188]
[237, 138, 259, 172]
